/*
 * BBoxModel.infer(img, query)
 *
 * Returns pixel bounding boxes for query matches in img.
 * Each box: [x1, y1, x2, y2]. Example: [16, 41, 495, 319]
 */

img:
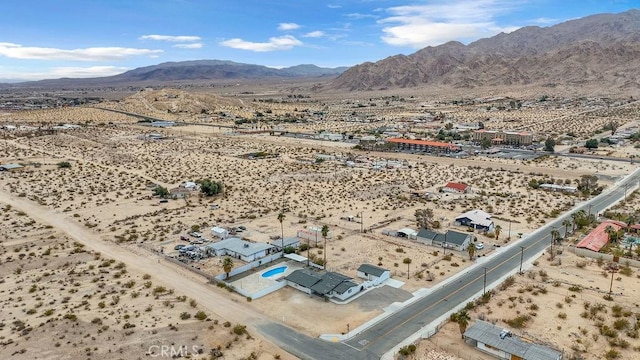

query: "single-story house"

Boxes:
[416, 228, 439, 245]
[357, 264, 390, 285]
[0, 163, 24, 171]
[169, 187, 192, 199]
[455, 209, 494, 232]
[443, 182, 470, 193]
[576, 220, 626, 252]
[416, 228, 474, 251]
[463, 320, 563, 360]
[211, 226, 229, 239]
[201, 237, 274, 262]
[272, 237, 301, 250]
[285, 269, 361, 301]
[539, 183, 577, 193]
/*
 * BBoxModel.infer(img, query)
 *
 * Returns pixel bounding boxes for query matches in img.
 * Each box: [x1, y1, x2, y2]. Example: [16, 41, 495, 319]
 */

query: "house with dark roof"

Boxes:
[416, 229, 474, 252]
[455, 209, 494, 232]
[357, 264, 390, 285]
[443, 182, 470, 193]
[463, 320, 563, 360]
[284, 269, 361, 301]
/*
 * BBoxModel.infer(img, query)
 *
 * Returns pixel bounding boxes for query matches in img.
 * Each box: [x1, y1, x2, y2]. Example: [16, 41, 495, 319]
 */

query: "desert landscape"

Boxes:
[1, 81, 640, 360]
[2, 7, 640, 360]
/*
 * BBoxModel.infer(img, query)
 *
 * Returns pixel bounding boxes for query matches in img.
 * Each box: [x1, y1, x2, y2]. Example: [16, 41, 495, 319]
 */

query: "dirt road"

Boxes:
[0, 188, 272, 334]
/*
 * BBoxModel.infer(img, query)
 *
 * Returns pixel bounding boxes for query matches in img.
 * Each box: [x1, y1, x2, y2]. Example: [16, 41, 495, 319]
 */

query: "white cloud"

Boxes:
[379, 0, 521, 48]
[139, 34, 201, 42]
[0, 66, 129, 81]
[303, 31, 325, 38]
[346, 13, 378, 20]
[173, 43, 203, 49]
[278, 23, 300, 31]
[327, 4, 341, 9]
[220, 35, 302, 52]
[0, 42, 162, 61]
[531, 17, 558, 25]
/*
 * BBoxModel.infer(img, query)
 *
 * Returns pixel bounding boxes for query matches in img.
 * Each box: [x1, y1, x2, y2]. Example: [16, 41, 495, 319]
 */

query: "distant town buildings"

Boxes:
[472, 130, 533, 146]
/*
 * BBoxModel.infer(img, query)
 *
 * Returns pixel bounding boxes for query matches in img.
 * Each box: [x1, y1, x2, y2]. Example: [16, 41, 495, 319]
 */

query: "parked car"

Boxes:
[475, 243, 485, 250]
[180, 236, 189, 241]
[238, 225, 247, 230]
[174, 244, 186, 250]
[189, 232, 201, 238]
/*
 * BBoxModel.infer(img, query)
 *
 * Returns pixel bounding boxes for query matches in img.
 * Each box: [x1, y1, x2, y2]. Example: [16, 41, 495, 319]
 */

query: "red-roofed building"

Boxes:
[443, 182, 470, 193]
[576, 220, 626, 252]
[386, 138, 459, 153]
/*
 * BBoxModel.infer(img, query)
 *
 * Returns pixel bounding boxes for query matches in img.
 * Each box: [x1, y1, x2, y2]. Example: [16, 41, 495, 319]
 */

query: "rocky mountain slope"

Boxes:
[331, 9, 640, 91]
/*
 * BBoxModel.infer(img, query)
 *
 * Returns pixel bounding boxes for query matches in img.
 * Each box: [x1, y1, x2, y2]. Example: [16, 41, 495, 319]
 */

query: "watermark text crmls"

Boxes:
[147, 345, 202, 357]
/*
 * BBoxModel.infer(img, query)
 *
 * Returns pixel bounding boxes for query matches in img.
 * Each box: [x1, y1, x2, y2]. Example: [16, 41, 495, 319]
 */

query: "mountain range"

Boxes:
[331, 9, 640, 90]
[4, 9, 640, 91]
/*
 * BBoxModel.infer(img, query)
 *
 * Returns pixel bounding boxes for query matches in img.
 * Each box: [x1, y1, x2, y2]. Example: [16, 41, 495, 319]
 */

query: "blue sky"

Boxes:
[0, 0, 636, 81]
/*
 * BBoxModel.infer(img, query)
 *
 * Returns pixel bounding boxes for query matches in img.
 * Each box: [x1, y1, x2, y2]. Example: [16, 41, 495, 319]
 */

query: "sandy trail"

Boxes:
[0, 188, 273, 332]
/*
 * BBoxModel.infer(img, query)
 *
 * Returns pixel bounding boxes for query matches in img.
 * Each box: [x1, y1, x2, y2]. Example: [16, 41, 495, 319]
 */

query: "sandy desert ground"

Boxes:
[1, 89, 639, 360]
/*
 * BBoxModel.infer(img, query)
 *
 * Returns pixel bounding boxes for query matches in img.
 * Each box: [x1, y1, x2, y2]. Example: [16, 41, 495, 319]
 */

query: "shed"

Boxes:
[211, 226, 229, 239]
[357, 264, 390, 285]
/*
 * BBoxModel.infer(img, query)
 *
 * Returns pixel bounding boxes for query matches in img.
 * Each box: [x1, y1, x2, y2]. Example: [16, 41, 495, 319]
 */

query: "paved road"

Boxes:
[258, 168, 640, 360]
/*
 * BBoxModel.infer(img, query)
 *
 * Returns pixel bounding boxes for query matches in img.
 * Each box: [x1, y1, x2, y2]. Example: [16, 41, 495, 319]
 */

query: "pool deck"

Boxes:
[229, 260, 304, 295]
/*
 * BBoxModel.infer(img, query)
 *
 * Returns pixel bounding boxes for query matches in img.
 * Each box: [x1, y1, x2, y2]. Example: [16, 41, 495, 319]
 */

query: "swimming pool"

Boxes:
[261, 265, 287, 278]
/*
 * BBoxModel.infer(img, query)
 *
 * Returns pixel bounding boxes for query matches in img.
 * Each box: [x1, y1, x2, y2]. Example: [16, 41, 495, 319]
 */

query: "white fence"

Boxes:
[214, 252, 283, 280]
[568, 246, 640, 268]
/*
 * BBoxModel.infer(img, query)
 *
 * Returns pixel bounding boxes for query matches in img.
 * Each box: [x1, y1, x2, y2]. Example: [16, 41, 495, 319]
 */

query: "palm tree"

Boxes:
[222, 257, 234, 279]
[605, 225, 616, 243]
[321, 225, 329, 270]
[467, 242, 476, 260]
[562, 219, 572, 238]
[494, 225, 502, 240]
[550, 229, 560, 244]
[626, 214, 636, 233]
[450, 310, 471, 339]
[570, 212, 579, 232]
[403, 257, 412, 279]
[277, 212, 285, 249]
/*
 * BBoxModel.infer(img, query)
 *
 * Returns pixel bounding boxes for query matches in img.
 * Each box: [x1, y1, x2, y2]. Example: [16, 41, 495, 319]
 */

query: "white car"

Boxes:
[475, 243, 484, 250]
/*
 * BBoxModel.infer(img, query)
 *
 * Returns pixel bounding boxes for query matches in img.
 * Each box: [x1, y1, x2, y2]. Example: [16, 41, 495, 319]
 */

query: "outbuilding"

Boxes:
[357, 264, 390, 285]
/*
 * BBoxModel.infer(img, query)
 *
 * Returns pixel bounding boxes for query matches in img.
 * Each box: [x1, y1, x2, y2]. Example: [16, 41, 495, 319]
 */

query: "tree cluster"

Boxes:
[198, 179, 223, 197]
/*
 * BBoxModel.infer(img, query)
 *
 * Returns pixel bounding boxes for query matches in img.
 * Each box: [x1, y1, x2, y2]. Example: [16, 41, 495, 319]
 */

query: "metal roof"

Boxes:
[464, 320, 562, 360]
[0, 163, 24, 170]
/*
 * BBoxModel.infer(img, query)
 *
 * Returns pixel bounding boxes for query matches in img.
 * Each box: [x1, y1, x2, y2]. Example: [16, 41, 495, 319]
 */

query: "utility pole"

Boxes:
[508, 219, 512, 240]
[358, 211, 364, 233]
[483, 267, 488, 296]
[608, 263, 619, 294]
[519, 246, 525, 274]
[587, 204, 593, 224]
[443, 232, 447, 255]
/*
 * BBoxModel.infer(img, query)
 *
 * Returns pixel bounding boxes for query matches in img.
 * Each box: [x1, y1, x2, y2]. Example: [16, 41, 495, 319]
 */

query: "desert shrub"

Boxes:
[504, 315, 531, 329]
[233, 324, 247, 335]
[194, 311, 208, 321]
[612, 319, 629, 331]
[604, 349, 620, 359]
[499, 276, 516, 291]
[180, 312, 191, 320]
[398, 344, 417, 357]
